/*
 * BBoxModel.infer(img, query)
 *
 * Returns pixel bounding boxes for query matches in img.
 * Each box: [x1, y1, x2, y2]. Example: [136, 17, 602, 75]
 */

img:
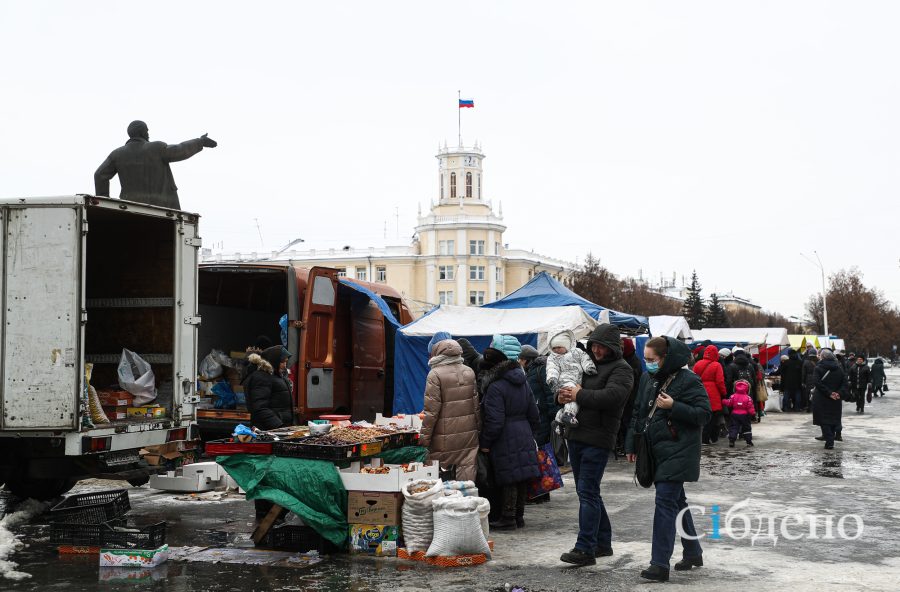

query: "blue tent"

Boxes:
[482, 272, 649, 332]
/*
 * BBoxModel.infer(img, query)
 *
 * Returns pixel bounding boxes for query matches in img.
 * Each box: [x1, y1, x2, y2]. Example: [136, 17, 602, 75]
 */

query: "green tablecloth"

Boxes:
[217, 446, 428, 547]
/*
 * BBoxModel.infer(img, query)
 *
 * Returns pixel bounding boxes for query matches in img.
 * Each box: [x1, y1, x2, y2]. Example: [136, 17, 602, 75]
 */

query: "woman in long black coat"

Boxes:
[812, 349, 848, 449]
[480, 354, 540, 531]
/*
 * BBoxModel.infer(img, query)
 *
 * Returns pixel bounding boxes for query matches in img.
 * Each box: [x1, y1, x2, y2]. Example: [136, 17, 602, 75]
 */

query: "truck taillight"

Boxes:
[82, 436, 112, 453]
[167, 428, 187, 442]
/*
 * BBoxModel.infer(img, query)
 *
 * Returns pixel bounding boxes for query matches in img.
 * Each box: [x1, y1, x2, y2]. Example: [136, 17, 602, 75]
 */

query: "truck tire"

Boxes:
[5, 470, 77, 501]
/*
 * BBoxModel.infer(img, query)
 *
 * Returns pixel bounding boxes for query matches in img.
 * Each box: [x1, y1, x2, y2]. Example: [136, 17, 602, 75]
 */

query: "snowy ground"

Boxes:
[3, 367, 900, 591]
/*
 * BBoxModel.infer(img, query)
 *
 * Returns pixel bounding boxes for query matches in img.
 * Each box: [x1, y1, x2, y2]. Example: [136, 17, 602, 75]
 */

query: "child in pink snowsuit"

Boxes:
[722, 380, 755, 447]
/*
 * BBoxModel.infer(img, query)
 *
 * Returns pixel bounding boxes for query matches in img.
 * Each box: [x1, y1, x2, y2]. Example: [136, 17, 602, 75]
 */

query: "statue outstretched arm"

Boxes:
[164, 134, 216, 163]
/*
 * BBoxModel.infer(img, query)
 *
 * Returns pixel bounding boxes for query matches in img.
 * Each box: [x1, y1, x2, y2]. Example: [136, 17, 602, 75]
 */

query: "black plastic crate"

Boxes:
[50, 519, 126, 546]
[49, 490, 130, 525]
[257, 524, 341, 554]
[100, 521, 167, 549]
[386, 431, 420, 449]
[272, 439, 381, 461]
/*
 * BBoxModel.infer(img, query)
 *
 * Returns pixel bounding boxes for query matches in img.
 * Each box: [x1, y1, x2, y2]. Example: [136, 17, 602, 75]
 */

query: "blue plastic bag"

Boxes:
[233, 424, 255, 439]
[212, 381, 236, 409]
[279, 314, 288, 347]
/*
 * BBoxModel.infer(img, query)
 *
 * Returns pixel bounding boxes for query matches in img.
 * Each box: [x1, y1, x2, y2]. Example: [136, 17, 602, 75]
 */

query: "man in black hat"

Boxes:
[94, 120, 217, 209]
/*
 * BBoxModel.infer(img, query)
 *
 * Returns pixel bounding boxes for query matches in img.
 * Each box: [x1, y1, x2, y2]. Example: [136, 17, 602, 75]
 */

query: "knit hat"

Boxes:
[427, 331, 453, 356]
[719, 348, 732, 357]
[734, 380, 751, 396]
[550, 333, 570, 351]
[491, 334, 522, 361]
[781, 355, 789, 361]
[519, 345, 539, 361]
[622, 338, 636, 358]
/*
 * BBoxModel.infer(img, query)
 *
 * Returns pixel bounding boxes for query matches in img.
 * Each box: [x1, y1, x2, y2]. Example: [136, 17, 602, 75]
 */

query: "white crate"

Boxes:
[149, 462, 226, 492]
[338, 459, 439, 492]
[374, 413, 422, 430]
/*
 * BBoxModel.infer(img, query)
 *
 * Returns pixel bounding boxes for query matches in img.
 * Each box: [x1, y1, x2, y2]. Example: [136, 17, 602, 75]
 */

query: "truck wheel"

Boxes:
[5, 473, 77, 501]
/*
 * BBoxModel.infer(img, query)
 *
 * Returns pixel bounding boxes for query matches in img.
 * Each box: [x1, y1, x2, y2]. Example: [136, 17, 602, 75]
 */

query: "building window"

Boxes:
[469, 291, 485, 306]
[356, 267, 367, 281]
[528, 270, 534, 279]
[438, 240, 455, 255]
[495, 291, 502, 301]
[465, 172, 472, 198]
[376, 266, 386, 282]
[469, 240, 485, 255]
[494, 242, 500, 255]
[469, 266, 485, 280]
[335, 267, 347, 278]
[439, 291, 454, 305]
[450, 172, 457, 198]
[495, 267, 503, 282]
[477, 174, 481, 199]
[438, 265, 455, 280]
[440, 174, 444, 200]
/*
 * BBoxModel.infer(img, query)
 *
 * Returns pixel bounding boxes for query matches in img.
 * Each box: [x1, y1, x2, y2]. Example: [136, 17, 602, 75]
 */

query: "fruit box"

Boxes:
[346, 491, 403, 525]
[99, 545, 168, 568]
[338, 459, 439, 493]
[127, 406, 166, 419]
[348, 524, 400, 556]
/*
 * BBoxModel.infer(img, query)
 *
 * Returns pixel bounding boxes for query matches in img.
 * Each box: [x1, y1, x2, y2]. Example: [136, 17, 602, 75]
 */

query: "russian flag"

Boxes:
[458, 98, 474, 108]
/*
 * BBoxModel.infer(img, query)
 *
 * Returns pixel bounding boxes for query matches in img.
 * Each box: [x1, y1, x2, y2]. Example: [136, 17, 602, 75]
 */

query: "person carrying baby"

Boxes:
[547, 329, 597, 433]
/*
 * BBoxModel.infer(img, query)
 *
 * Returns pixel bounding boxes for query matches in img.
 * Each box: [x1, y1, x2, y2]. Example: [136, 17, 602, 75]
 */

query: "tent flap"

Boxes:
[649, 316, 693, 339]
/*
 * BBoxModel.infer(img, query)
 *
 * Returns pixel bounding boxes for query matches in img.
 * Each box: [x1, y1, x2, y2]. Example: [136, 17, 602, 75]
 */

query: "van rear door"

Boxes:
[300, 267, 337, 414]
[350, 299, 386, 421]
[1, 205, 82, 430]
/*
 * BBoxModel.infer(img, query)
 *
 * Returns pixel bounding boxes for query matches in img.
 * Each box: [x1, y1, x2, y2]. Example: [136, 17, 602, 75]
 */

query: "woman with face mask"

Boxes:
[625, 337, 712, 583]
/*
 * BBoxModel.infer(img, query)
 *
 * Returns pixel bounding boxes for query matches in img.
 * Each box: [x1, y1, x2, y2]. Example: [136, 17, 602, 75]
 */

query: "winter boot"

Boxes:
[674, 556, 703, 571]
[729, 440, 735, 448]
[640, 565, 670, 582]
[560, 548, 596, 567]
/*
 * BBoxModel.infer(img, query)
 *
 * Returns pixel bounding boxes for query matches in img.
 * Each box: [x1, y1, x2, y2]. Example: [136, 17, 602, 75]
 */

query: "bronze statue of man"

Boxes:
[94, 120, 217, 210]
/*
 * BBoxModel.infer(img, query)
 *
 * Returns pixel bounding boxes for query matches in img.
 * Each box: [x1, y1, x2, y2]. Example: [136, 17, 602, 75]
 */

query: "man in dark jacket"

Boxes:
[778, 350, 804, 411]
[812, 349, 848, 448]
[244, 345, 294, 430]
[726, 349, 757, 397]
[848, 355, 871, 414]
[456, 337, 483, 374]
[557, 325, 634, 567]
[94, 120, 218, 210]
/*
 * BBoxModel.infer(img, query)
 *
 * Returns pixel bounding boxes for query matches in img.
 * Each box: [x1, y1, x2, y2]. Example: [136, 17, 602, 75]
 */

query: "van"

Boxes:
[196, 262, 412, 438]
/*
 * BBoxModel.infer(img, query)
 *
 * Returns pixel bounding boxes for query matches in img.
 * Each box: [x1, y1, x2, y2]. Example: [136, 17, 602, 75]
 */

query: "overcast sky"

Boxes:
[2, 1, 899, 317]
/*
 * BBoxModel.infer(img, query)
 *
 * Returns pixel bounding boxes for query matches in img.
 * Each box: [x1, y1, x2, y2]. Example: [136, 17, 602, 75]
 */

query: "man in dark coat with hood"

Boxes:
[95, 120, 218, 210]
[557, 324, 634, 567]
[779, 350, 804, 411]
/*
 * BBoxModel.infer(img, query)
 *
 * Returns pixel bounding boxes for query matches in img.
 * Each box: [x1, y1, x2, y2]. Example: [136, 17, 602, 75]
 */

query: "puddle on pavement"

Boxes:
[701, 447, 900, 482]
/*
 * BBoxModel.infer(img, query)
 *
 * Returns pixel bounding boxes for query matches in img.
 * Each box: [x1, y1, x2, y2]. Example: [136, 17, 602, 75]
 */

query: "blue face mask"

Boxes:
[646, 361, 660, 374]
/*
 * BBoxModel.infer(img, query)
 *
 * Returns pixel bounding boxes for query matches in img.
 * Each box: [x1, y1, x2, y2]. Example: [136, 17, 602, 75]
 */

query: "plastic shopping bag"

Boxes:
[527, 443, 564, 500]
[117, 349, 157, 406]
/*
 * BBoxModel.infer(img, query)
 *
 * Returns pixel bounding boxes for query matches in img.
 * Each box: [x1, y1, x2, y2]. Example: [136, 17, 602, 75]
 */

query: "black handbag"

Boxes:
[550, 421, 569, 467]
[633, 375, 675, 488]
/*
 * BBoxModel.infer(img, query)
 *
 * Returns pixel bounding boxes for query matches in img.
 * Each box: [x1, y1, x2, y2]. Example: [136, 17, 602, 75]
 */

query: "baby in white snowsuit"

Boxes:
[547, 330, 596, 432]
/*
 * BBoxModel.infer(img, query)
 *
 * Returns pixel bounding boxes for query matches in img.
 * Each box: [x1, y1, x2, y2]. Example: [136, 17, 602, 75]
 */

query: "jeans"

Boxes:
[651, 481, 703, 569]
[568, 439, 612, 553]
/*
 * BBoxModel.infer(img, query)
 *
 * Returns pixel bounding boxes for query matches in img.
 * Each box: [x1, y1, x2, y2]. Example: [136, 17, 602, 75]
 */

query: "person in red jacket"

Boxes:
[692, 345, 726, 444]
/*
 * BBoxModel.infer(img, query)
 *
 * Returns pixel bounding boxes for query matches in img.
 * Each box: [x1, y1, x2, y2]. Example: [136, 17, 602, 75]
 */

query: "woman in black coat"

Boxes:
[244, 345, 294, 430]
[812, 349, 848, 449]
[480, 349, 541, 531]
[871, 359, 887, 397]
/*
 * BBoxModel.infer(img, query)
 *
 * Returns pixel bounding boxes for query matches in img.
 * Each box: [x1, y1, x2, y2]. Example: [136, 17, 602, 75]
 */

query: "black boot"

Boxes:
[594, 546, 614, 558]
[560, 548, 596, 567]
[490, 517, 517, 531]
[729, 440, 735, 448]
[640, 565, 670, 582]
[746, 439, 754, 447]
[815, 436, 825, 441]
[835, 433, 843, 441]
[674, 555, 703, 571]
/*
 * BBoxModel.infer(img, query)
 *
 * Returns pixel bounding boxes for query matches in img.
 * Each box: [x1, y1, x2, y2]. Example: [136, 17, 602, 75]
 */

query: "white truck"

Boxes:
[0, 196, 201, 499]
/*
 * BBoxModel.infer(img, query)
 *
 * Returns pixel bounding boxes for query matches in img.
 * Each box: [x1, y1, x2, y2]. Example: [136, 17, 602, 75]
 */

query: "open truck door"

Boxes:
[350, 298, 387, 421]
[300, 267, 337, 415]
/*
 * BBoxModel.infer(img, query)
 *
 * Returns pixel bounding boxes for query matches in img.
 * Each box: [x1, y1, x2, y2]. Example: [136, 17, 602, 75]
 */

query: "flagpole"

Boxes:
[457, 90, 461, 147]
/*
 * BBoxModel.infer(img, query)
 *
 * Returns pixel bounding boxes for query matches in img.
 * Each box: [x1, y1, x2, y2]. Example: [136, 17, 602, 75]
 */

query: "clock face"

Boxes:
[464, 156, 474, 166]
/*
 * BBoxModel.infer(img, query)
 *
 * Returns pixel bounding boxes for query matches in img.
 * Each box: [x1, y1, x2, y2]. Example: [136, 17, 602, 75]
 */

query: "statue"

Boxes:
[94, 120, 217, 210]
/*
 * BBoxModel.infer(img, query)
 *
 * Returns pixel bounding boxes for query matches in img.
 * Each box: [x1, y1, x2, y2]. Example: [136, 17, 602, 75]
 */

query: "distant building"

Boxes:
[204, 142, 573, 317]
[715, 292, 762, 315]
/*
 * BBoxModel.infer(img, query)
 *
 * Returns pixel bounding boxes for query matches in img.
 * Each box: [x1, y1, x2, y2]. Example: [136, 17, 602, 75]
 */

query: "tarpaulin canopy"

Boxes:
[393, 305, 599, 414]
[481, 271, 648, 331]
[690, 328, 769, 347]
[338, 278, 400, 327]
[788, 335, 808, 351]
[649, 316, 693, 339]
[831, 338, 846, 352]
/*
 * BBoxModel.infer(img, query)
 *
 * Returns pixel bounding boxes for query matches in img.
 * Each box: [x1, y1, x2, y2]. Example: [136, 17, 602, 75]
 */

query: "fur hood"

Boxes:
[247, 353, 274, 375]
[480, 359, 522, 393]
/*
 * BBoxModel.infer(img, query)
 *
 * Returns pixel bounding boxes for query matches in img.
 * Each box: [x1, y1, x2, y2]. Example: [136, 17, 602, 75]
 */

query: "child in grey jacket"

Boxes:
[547, 330, 596, 431]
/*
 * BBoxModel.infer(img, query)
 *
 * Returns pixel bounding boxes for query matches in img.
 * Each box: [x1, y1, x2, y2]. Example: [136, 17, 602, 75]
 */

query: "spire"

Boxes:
[499, 200, 503, 217]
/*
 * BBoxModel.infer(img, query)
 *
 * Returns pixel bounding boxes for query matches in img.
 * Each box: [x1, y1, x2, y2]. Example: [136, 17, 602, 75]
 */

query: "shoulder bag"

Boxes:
[633, 374, 676, 488]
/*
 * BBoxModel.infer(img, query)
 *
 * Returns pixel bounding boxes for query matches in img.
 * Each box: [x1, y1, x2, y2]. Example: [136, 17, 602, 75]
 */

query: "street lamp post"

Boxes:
[801, 251, 829, 337]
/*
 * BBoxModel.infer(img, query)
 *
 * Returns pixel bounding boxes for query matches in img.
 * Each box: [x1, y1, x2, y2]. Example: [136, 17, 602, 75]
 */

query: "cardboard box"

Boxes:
[140, 442, 181, 467]
[102, 406, 129, 420]
[98, 391, 134, 407]
[99, 545, 168, 568]
[127, 406, 166, 419]
[348, 524, 400, 556]
[375, 413, 423, 431]
[338, 460, 440, 493]
[347, 491, 403, 525]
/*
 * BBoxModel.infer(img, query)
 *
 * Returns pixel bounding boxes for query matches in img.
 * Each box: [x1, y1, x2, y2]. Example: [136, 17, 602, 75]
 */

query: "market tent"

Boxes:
[832, 338, 846, 352]
[690, 328, 769, 347]
[788, 335, 808, 351]
[805, 335, 821, 349]
[649, 316, 693, 339]
[481, 271, 648, 331]
[393, 304, 599, 414]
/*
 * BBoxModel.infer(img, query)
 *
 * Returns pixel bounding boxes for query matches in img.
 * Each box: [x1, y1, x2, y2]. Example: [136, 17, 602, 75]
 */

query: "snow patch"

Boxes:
[0, 498, 49, 581]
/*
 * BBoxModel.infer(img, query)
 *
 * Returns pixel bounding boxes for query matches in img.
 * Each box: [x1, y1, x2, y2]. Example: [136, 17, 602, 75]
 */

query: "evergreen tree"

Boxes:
[682, 270, 706, 328]
[706, 292, 729, 328]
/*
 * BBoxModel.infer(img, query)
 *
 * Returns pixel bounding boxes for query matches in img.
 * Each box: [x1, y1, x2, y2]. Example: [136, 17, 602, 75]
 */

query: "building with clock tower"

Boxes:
[205, 141, 573, 317]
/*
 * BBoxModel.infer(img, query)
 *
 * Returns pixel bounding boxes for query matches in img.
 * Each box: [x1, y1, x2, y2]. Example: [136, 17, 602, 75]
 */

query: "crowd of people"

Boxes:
[418, 327, 712, 582]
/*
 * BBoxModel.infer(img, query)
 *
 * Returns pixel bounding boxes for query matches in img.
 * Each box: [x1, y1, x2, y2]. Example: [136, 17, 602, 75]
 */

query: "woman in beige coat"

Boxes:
[420, 339, 480, 481]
